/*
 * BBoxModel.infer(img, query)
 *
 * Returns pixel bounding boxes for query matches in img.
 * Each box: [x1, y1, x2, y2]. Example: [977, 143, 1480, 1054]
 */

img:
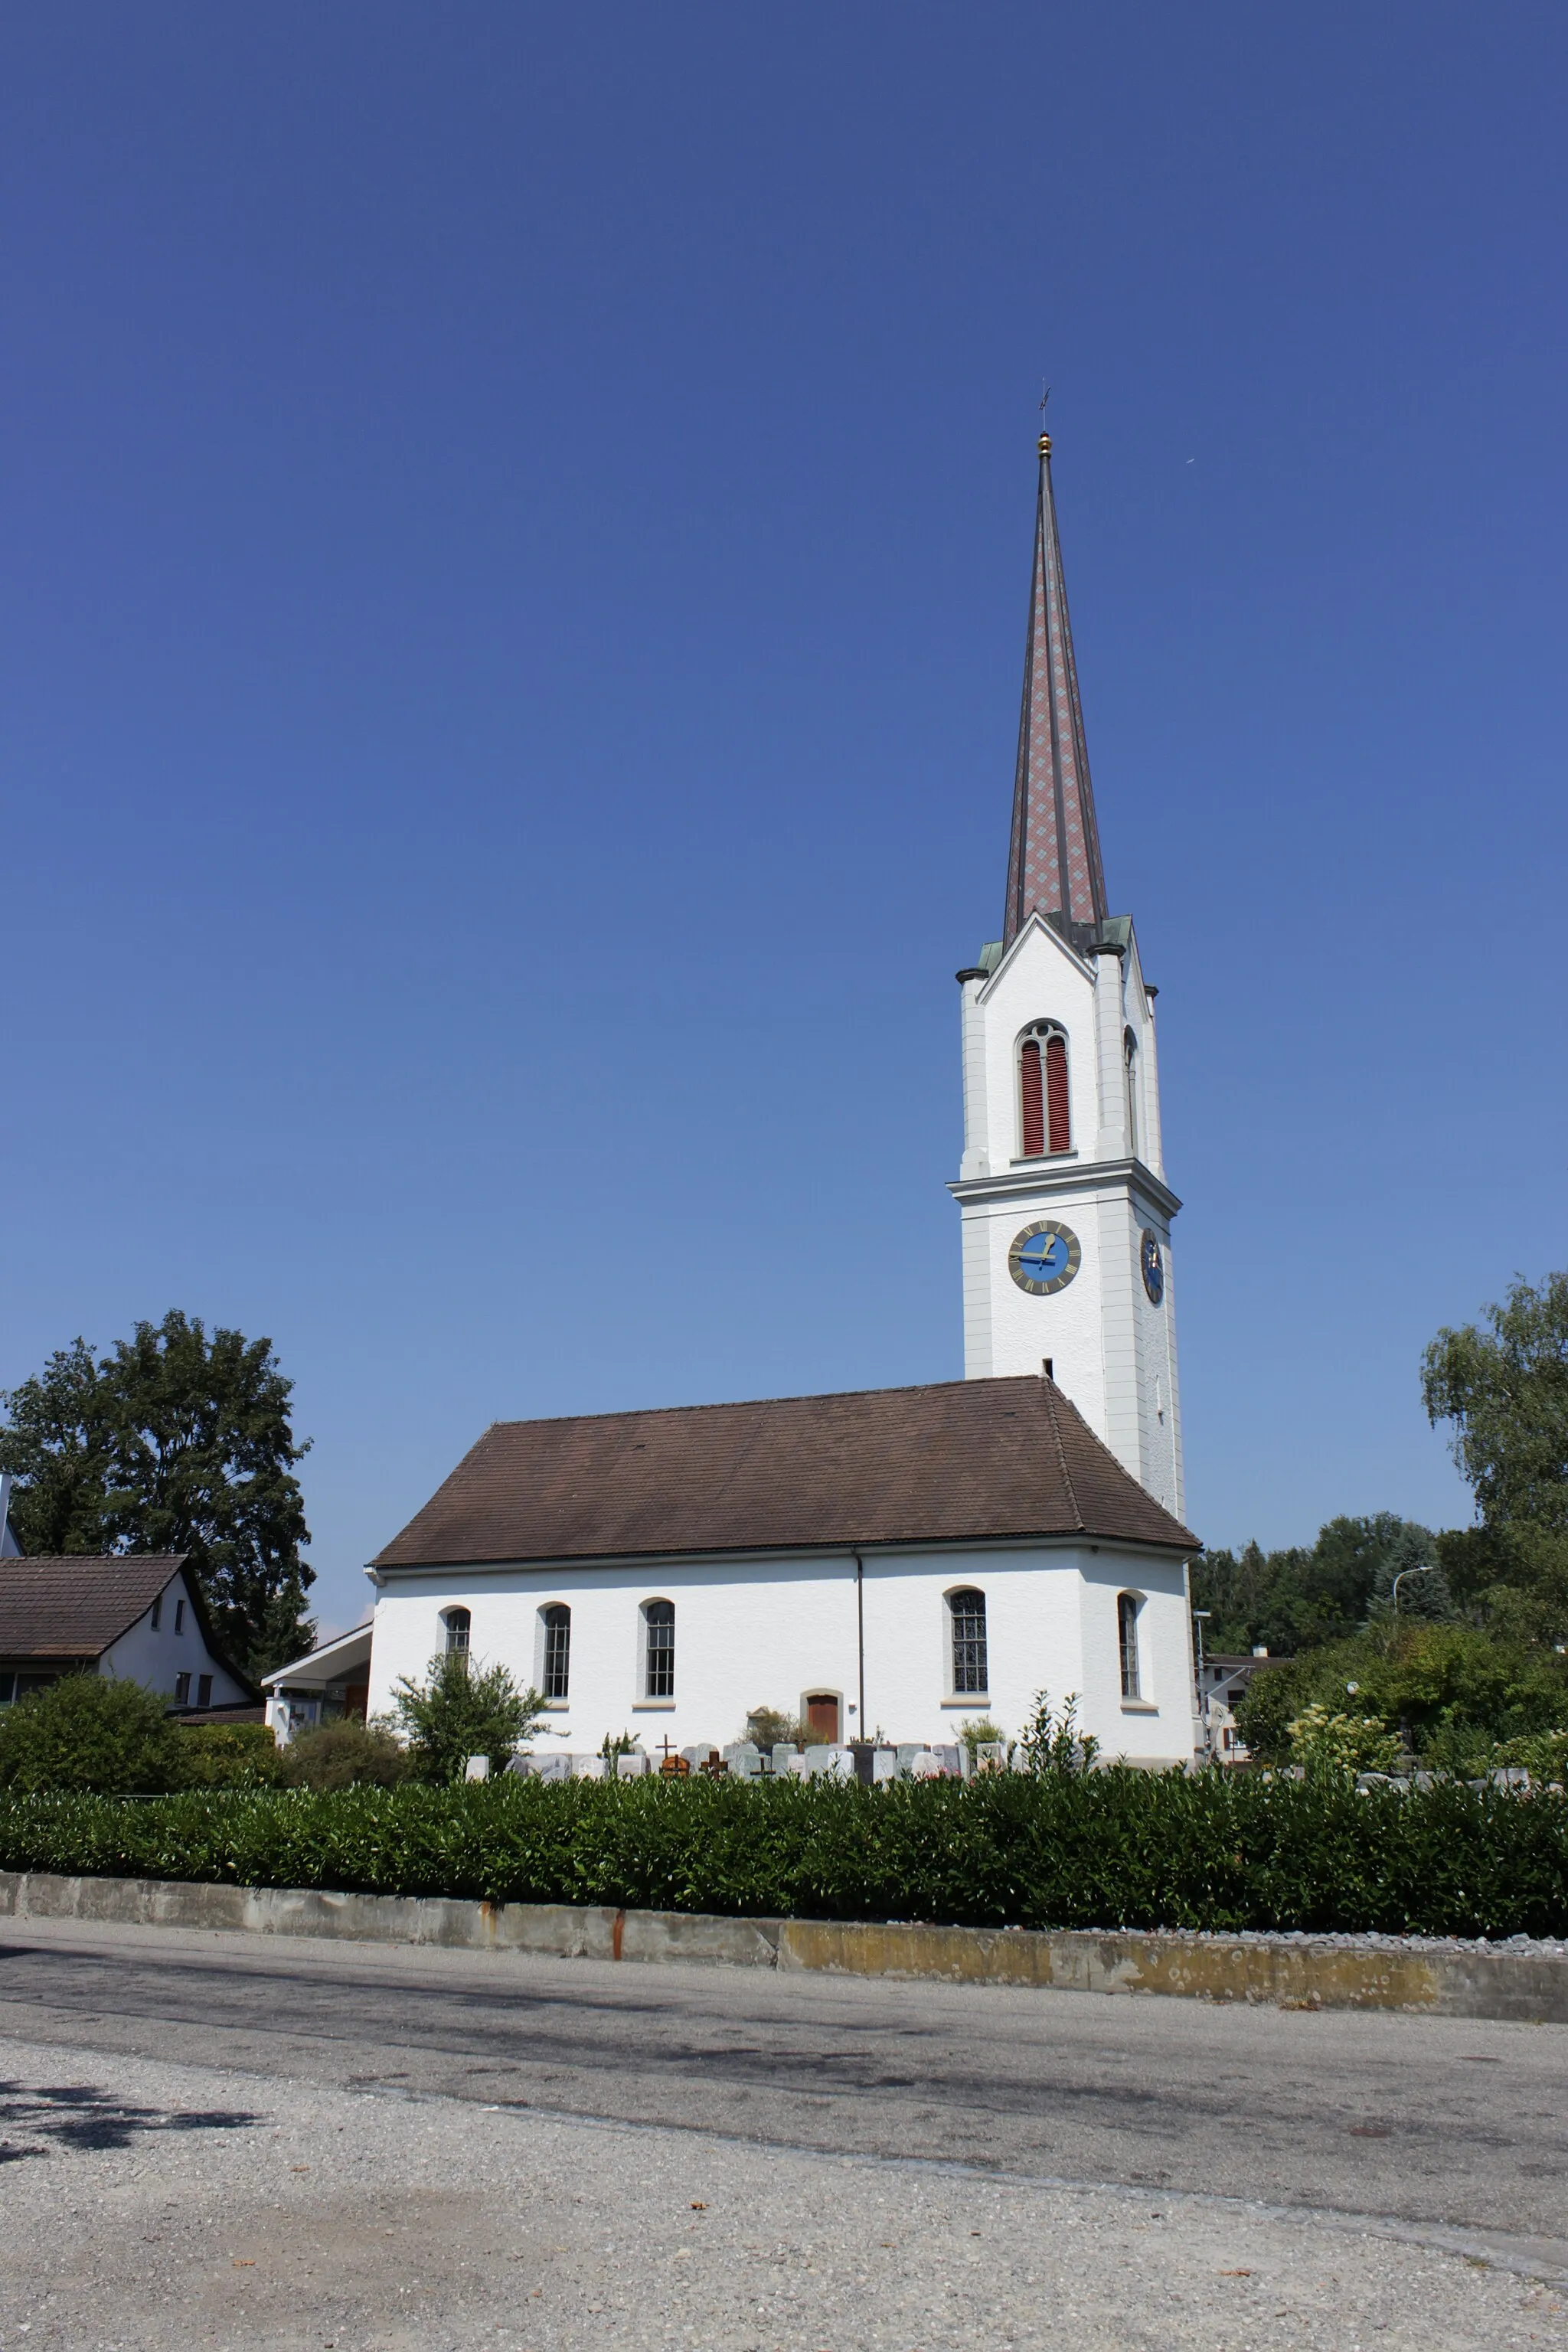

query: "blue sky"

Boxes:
[3, 3, 1564, 1636]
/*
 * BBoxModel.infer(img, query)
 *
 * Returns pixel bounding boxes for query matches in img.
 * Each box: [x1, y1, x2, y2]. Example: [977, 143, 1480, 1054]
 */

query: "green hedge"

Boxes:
[3, 1772, 1566, 1939]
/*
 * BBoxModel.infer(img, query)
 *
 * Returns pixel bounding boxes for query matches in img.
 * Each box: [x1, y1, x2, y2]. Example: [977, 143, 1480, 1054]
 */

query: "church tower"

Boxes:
[949, 426, 1185, 1518]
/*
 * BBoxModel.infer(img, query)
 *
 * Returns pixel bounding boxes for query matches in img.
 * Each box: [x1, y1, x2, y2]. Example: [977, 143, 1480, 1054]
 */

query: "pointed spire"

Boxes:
[1002, 424, 1109, 951]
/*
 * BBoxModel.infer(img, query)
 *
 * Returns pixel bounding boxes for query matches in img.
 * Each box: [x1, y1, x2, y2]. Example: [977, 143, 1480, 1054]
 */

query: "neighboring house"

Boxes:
[1197, 1651, 1284, 1762]
[0, 1550, 254, 1712]
[364, 1374, 1203, 1769]
[260, 1622, 374, 1746]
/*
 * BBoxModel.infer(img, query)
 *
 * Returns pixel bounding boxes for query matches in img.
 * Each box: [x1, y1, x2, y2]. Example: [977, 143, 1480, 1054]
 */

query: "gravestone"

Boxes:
[723, 1742, 762, 1778]
[929, 1743, 962, 1775]
[909, 1749, 941, 1777]
[616, 1751, 650, 1778]
[772, 1745, 800, 1777]
[871, 1747, 900, 1783]
[572, 1754, 605, 1779]
[464, 1755, 489, 1782]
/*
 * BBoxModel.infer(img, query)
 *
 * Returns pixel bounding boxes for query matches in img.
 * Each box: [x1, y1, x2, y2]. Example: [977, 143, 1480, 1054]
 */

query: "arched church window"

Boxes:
[1019, 1025, 1070, 1157]
[642, 1599, 675, 1699]
[443, 1607, 472, 1669]
[1117, 1592, 1142, 1700]
[1124, 1031, 1140, 1159]
[540, 1604, 570, 1700]
[949, 1588, 988, 1697]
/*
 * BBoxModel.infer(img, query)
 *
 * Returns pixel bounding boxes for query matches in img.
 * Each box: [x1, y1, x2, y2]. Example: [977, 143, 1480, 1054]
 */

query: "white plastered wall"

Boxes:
[100, 1569, 249, 1705]
[366, 1543, 1197, 1769]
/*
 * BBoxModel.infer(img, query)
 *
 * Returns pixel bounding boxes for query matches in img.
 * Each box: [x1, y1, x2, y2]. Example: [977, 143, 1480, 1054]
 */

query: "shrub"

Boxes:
[1236, 1625, 1568, 1764]
[1285, 1702, 1402, 1781]
[0, 1674, 184, 1795]
[279, 1720, 410, 1792]
[744, 1705, 808, 1749]
[176, 1722, 286, 1789]
[390, 1655, 546, 1783]
[1, 1772, 1566, 1940]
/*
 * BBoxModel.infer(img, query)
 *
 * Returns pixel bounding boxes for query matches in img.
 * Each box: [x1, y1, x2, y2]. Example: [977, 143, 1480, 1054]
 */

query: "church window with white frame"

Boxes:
[540, 1603, 570, 1700]
[1018, 1023, 1070, 1158]
[948, 1587, 988, 1697]
[1117, 1592, 1142, 1700]
[443, 1606, 471, 1662]
[642, 1599, 675, 1699]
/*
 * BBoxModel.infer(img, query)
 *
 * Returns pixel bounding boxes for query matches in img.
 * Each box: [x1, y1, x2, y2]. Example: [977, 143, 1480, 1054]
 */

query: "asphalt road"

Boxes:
[2, 1915, 1566, 2248]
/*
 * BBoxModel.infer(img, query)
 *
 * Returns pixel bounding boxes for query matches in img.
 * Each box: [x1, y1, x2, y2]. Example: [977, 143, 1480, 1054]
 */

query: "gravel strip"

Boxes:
[0, 2036, 1564, 2350]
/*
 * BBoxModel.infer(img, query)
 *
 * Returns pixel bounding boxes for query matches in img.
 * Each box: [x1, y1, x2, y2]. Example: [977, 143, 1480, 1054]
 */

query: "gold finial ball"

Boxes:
[1037, 432, 1052, 456]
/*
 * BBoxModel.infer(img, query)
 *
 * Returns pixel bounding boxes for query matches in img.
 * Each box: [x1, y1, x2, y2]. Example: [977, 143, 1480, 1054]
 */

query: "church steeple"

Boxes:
[1001, 427, 1109, 952]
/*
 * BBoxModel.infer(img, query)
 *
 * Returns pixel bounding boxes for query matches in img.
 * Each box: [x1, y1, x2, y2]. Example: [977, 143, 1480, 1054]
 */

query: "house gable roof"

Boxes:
[0, 1554, 259, 1694]
[373, 1376, 1199, 1571]
[0, 1554, 191, 1659]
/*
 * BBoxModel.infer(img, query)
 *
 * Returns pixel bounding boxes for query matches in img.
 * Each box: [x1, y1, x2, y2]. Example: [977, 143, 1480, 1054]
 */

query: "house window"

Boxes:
[1124, 1031, 1139, 1158]
[541, 1604, 570, 1700]
[949, 1588, 988, 1697]
[643, 1599, 675, 1699]
[174, 1671, 191, 1704]
[197, 1674, 212, 1708]
[1119, 1593, 1142, 1700]
[150, 1595, 162, 1631]
[1019, 1024, 1070, 1157]
[174, 1598, 186, 1634]
[443, 1607, 472, 1662]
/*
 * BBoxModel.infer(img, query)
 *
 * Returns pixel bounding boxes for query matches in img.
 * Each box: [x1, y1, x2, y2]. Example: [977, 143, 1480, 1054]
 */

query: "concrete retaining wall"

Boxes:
[2, 1869, 1563, 2020]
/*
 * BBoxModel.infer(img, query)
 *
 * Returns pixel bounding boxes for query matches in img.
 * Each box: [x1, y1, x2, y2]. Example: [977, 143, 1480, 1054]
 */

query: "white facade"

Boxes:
[366, 1539, 1196, 1769]
[100, 1568, 250, 1709]
[950, 911, 1185, 1520]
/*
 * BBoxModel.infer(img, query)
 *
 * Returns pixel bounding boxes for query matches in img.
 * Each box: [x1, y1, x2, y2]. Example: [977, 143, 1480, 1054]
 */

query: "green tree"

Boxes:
[0, 1339, 115, 1555]
[0, 1312, 314, 1677]
[1191, 1514, 1426, 1655]
[1422, 1271, 1568, 1531]
[390, 1654, 546, 1784]
[0, 1674, 184, 1795]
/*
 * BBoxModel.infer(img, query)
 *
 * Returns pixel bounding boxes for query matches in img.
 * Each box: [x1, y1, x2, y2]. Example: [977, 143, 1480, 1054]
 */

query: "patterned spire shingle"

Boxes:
[1002, 433, 1109, 950]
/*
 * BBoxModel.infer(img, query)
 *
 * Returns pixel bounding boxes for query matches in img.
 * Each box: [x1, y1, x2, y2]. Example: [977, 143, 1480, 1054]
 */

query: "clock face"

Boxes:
[1141, 1228, 1165, 1305]
[1008, 1220, 1081, 1296]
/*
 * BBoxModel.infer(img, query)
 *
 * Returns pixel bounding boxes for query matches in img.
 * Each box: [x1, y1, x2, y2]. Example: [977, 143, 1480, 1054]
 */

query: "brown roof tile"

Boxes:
[0, 1555, 190, 1659]
[373, 1377, 1198, 1570]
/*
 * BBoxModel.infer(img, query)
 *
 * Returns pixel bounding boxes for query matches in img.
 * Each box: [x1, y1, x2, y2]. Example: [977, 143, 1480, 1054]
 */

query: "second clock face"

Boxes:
[1141, 1228, 1165, 1305]
[1008, 1220, 1081, 1295]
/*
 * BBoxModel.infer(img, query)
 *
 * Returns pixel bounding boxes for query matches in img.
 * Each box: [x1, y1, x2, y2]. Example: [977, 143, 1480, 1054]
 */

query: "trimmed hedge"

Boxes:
[3, 1772, 1567, 1939]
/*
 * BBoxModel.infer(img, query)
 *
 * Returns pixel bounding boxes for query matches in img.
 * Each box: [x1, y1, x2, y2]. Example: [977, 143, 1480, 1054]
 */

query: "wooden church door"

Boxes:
[805, 1693, 841, 1743]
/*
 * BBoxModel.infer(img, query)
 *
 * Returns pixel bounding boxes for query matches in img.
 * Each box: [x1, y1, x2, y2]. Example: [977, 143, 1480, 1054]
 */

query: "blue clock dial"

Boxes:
[1018, 1231, 1067, 1282]
[1141, 1229, 1165, 1305]
[1008, 1220, 1080, 1296]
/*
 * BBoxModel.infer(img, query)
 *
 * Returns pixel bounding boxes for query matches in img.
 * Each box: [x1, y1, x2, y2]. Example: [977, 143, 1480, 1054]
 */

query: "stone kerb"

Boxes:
[3, 1870, 1566, 2020]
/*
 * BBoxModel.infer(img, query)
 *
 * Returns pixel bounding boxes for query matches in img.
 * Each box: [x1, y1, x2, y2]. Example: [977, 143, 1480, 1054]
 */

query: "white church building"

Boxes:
[361, 426, 1201, 1768]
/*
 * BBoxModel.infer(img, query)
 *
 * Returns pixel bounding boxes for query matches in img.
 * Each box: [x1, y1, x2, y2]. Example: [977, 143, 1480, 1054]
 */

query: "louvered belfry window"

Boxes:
[1020, 1037, 1045, 1155]
[644, 1599, 675, 1698]
[541, 1605, 570, 1700]
[1045, 1031, 1070, 1153]
[1021, 1027, 1070, 1156]
[950, 1589, 988, 1696]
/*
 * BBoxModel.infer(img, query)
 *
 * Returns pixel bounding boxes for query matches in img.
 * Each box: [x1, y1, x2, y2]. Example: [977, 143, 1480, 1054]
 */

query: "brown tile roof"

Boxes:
[0, 1555, 189, 1659]
[373, 1376, 1199, 1570]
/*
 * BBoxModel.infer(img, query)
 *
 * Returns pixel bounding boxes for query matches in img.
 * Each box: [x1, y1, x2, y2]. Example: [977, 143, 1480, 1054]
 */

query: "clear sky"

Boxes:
[4, 4, 1565, 1638]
